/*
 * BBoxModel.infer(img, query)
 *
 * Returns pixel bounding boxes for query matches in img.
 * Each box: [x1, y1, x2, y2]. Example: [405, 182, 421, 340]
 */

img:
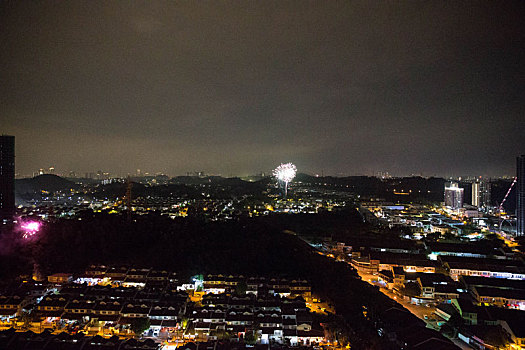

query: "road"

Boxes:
[301, 240, 473, 349]
[356, 271, 472, 349]
[357, 271, 436, 321]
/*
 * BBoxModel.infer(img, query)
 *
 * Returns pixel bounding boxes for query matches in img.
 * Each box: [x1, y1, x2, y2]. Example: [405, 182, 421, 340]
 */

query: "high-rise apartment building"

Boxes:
[0, 135, 15, 219]
[472, 180, 491, 209]
[517, 155, 525, 236]
[480, 181, 491, 209]
[472, 181, 480, 207]
[445, 182, 464, 209]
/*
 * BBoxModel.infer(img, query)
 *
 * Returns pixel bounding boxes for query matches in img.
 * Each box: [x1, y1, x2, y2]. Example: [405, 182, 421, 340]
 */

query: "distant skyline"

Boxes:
[14, 162, 518, 180]
[1, 2, 524, 177]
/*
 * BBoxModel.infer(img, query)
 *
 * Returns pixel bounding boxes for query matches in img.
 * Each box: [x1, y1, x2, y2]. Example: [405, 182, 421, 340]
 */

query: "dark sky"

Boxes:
[1, 1, 524, 177]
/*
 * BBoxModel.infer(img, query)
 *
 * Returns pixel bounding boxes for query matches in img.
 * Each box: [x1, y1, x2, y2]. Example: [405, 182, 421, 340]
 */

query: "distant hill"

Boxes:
[169, 175, 258, 186]
[169, 176, 270, 197]
[14, 173, 511, 208]
[164, 174, 450, 203]
[295, 173, 447, 202]
[15, 174, 79, 194]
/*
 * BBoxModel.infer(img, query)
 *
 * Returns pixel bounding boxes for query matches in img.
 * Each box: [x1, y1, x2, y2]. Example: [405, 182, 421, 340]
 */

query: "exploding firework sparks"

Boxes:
[273, 163, 297, 197]
[20, 221, 41, 239]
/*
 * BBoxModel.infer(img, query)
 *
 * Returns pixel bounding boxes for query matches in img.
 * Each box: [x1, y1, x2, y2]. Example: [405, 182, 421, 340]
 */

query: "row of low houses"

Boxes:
[0, 329, 159, 349]
[377, 269, 460, 304]
[189, 293, 324, 346]
[352, 251, 525, 281]
[0, 268, 320, 346]
[198, 275, 311, 299]
[441, 256, 525, 281]
[344, 237, 524, 275]
[0, 280, 187, 338]
[426, 241, 508, 260]
[343, 239, 517, 278]
[460, 276, 525, 311]
[79, 266, 179, 288]
[369, 259, 525, 309]
[72, 269, 313, 301]
[350, 252, 439, 275]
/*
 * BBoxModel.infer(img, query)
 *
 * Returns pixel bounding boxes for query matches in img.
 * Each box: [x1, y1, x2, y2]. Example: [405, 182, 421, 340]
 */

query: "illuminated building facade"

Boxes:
[472, 181, 480, 207]
[517, 155, 525, 236]
[0, 135, 15, 219]
[472, 180, 491, 209]
[444, 182, 463, 209]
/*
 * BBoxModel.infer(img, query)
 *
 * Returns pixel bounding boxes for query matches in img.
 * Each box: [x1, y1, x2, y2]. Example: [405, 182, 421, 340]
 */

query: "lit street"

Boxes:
[356, 270, 472, 350]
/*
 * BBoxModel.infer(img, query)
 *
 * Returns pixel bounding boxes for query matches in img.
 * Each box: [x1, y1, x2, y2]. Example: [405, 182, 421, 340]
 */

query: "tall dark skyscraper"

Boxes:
[517, 155, 525, 236]
[0, 135, 15, 219]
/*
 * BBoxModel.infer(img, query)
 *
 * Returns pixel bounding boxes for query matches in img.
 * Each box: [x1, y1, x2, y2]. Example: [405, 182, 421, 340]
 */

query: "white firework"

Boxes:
[273, 163, 297, 196]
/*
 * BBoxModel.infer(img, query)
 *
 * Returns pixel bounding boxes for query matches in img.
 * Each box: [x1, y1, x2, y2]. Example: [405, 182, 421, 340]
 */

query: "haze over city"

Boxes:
[1, 1, 524, 177]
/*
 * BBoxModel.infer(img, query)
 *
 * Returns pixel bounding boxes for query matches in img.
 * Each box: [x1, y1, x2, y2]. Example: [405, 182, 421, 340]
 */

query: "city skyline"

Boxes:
[1, 2, 524, 178]
[4, 132, 522, 179]
[12, 161, 522, 180]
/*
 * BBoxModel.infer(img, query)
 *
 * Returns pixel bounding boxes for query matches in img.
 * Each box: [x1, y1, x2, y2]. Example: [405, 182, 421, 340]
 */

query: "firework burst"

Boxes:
[20, 221, 41, 239]
[273, 163, 297, 197]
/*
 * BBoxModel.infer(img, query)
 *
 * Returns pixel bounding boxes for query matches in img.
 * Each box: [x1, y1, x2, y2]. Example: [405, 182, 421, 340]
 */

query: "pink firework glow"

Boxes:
[21, 221, 41, 239]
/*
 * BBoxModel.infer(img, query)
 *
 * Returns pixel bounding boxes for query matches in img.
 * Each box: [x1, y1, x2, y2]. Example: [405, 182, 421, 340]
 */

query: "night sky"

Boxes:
[1, 1, 524, 177]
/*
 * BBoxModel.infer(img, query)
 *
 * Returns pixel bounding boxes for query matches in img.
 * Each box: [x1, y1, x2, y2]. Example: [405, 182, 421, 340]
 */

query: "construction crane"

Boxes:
[498, 177, 517, 213]
[497, 177, 517, 233]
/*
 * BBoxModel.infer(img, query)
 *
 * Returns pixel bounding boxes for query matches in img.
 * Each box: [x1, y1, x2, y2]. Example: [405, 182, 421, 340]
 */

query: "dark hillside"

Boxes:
[15, 174, 78, 194]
